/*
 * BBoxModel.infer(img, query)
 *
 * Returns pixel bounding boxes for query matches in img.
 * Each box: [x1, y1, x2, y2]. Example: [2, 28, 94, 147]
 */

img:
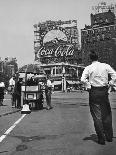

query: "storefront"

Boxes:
[40, 62, 84, 91]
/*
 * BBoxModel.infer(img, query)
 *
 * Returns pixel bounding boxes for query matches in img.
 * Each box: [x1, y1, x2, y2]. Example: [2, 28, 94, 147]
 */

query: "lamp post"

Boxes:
[62, 63, 66, 92]
[61, 50, 67, 92]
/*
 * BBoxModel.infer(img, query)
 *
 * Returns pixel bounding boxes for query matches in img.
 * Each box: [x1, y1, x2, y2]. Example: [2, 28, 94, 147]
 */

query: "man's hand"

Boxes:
[108, 85, 116, 94]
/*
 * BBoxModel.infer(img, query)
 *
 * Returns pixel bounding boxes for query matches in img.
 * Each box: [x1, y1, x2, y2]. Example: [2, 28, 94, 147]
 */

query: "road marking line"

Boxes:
[0, 114, 26, 143]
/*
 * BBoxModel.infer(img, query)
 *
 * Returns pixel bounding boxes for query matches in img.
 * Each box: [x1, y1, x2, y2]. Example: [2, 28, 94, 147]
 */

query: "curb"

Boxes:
[0, 109, 21, 117]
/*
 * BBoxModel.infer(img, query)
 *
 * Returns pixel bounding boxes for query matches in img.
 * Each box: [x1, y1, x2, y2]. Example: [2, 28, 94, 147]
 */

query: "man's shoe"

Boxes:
[98, 139, 105, 145]
[106, 138, 113, 142]
[46, 106, 53, 110]
[17, 106, 21, 109]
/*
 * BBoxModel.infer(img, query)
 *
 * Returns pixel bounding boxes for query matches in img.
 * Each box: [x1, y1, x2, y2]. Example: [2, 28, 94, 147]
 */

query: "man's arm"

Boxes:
[107, 65, 116, 86]
[81, 67, 91, 90]
[107, 65, 116, 93]
[81, 67, 89, 84]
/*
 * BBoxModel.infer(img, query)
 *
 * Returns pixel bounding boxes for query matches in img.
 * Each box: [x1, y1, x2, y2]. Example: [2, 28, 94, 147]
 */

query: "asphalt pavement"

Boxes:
[0, 91, 116, 155]
[1, 90, 116, 117]
[0, 90, 89, 117]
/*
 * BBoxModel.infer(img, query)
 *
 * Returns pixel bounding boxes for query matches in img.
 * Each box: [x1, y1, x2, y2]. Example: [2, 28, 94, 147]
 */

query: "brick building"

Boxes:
[81, 3, 116, 70]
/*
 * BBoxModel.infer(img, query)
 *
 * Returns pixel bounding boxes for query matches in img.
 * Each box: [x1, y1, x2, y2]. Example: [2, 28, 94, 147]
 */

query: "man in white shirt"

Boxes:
[9, 76, 15, 86]
[9, 76, 16, 107]
[45, 75, 53, 110]
[0, 81, 5, 106]
[81, 51, 116, 145]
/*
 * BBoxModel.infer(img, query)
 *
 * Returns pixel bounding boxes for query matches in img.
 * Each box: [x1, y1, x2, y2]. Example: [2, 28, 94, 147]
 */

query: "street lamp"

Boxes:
[62, 63, 66, 92]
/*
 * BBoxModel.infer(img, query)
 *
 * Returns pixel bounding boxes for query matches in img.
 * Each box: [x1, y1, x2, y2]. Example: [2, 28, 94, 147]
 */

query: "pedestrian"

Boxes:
[45, 75, 53, 110]
[9, 75, 16, 107]
[67, 86, 71, 92]
[14, 78, 23, 109]
[0, 81, 5, 106]
[81, 51, 116, 145]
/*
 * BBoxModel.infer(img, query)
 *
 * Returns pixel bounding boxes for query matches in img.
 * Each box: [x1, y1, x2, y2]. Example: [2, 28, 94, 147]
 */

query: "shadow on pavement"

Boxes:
[83, 134, 98, 143]
[0, 104, 7, 106]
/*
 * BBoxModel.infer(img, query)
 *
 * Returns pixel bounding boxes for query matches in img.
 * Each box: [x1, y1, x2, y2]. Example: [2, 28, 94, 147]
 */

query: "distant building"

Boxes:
[0, 58, 3, 73]
[0, 57, 18, 87]
[4, 57, 18, 77]
[81, 2, 116, 70]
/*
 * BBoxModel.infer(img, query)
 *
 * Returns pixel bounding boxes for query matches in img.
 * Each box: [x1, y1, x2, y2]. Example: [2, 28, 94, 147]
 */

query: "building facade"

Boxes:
[34, 20, 83, 91]
[0, 57, 18, 87]
[81, 2, 116, 70]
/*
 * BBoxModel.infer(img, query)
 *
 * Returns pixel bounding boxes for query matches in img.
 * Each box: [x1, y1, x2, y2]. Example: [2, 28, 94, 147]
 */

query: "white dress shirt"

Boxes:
[9, 78, 15, 86]
[0, 82, 5, 87]
[47, 79, 52, 87]
[81, 61, 116, 88]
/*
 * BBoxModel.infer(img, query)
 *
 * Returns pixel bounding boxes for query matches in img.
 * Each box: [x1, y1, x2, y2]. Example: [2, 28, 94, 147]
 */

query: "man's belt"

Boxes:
[91, 85, 108, 90]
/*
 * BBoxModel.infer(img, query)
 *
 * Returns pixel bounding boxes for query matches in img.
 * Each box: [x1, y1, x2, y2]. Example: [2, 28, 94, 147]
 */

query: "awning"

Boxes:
[67, 81, 79, 85]
[53, 81, 62, 85]
[67, 81, 74, 85]
[19, 73, 25, 78]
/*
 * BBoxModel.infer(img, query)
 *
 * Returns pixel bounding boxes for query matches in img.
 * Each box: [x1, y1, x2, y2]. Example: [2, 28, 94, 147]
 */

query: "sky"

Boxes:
[0, 0, 115, 67]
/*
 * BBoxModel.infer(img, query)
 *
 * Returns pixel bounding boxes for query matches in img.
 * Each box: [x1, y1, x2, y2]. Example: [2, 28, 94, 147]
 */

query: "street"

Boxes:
[0, 91, 116, 155]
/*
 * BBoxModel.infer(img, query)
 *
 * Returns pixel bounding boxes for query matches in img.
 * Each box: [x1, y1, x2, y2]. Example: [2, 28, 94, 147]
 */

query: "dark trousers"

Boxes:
[12, 93, 16, 107]
[89, 86, 113, 140]
[16, 94, 21, 108]
[45, 90, 51, 107]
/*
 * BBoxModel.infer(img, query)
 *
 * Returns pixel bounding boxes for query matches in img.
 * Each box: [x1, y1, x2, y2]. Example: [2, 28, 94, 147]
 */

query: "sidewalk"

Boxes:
[0, 94, 20, 117]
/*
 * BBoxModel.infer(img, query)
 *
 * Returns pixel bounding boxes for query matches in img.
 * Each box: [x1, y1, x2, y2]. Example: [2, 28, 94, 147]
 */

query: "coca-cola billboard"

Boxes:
[34, 20, 80, 64]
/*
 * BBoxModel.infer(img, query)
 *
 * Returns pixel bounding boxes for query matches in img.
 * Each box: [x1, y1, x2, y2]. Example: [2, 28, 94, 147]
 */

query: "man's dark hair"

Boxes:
[89, 51, 98, 61]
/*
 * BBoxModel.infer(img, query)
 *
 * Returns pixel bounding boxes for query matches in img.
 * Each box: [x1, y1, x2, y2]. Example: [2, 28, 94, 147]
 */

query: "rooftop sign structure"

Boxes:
[92, 1, 116, 14]
[34, 20, 80, 64]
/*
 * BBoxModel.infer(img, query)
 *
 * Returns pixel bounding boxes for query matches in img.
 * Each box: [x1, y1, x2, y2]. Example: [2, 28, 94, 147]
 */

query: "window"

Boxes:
[34, 42, 40, 47]
[94, 29, 98, 33]
[110, 26, 114, 31]
[92, 29, 94, 34]
[55, 67, 62, 74]
[53, 68, 55, 75]
[100, 18, 103, 23]
[103, 27, 106, 31]
[105, 18, 108, 23]
[102, 34, 105, 40]
[97, 35, 100, 41]
[100, 28, 103, 32]
[106, 27, 109, 31]
[36, 35, 40, 40]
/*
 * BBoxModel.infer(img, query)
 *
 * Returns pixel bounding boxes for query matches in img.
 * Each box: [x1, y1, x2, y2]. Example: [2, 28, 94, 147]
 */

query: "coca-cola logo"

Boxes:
[37, 44, 74, 58]
[55, 45, 74, 57]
